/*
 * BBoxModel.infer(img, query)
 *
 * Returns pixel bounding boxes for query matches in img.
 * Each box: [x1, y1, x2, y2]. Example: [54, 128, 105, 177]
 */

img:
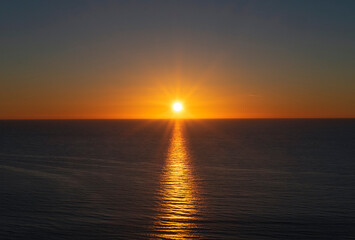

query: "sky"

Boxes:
[1, 0, 354, 119]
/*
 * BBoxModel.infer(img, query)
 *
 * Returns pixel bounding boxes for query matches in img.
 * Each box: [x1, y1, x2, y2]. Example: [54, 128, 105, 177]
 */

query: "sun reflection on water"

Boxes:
[152, 121, 200, 239]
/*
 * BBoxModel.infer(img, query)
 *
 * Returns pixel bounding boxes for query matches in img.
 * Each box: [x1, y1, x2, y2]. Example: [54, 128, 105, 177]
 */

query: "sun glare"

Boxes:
[172, 102, 183, 112]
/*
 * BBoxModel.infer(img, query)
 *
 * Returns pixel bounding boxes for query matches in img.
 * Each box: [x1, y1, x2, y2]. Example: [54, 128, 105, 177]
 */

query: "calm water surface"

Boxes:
[0, 119, 354, 239]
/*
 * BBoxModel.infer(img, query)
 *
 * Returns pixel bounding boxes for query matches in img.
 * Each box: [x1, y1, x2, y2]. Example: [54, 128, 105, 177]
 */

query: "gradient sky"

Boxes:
[1, 0, 354, 119]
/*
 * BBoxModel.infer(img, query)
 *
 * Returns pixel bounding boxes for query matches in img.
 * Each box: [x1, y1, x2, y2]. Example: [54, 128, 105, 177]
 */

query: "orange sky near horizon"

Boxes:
[1, 73, 354, 119]
[1, 54, 354, 119]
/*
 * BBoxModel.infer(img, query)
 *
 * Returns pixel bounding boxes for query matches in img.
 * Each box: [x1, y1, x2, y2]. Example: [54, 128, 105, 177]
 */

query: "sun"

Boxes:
[172, 102, 183, 112]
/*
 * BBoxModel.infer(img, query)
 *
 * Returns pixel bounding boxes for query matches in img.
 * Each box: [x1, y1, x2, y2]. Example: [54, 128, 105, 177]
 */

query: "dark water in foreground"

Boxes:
[0, 119, 354, 239]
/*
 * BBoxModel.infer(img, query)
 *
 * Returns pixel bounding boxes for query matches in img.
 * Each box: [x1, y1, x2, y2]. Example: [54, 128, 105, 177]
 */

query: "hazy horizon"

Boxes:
[1, 117, 355, 120]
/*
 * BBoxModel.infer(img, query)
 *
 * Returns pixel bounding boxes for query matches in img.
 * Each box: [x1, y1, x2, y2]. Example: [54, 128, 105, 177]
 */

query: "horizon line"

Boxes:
[0, 117, 354, 120]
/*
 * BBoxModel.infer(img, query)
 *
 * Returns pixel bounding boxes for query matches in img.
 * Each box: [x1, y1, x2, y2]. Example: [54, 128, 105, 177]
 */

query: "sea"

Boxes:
[0, 119, 354, 239]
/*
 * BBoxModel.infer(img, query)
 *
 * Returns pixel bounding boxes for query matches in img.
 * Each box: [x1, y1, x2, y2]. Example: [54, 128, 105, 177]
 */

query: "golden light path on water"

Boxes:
[152, 121, 201, 239]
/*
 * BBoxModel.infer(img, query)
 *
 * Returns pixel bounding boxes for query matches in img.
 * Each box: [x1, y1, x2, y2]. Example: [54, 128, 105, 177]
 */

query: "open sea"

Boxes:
[0, 119, 354, 239]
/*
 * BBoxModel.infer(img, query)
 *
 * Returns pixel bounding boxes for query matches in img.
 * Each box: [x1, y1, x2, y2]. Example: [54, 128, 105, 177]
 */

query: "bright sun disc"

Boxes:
[172, 102, 183, 112]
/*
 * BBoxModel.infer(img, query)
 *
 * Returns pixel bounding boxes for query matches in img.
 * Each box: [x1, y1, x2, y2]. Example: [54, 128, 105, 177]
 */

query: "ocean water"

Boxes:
[0, 119, 354, 239]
